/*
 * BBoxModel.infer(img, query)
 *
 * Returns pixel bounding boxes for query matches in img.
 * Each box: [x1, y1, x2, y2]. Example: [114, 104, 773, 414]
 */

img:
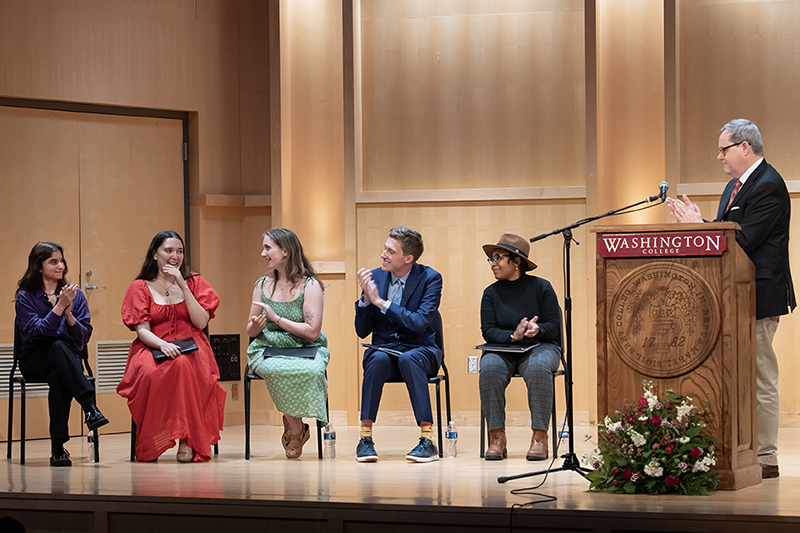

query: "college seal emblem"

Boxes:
[608, 262, 720, 378]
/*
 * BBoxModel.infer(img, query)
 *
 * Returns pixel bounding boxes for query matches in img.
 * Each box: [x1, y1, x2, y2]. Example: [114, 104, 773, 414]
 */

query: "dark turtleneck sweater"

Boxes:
[480, 274, 562, 348]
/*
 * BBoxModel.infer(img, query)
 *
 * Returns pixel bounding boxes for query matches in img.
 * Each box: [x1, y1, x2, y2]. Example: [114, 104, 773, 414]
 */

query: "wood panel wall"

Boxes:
[3, 0, 800, 440]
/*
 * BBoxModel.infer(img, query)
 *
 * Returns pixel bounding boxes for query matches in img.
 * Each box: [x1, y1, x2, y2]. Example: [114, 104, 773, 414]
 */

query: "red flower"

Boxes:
[611, 466, 618, 475]
[664, 445, 674, 455]
[611, 480, 618, 487]
[690, 447, 703, 459]
[665, 476, 680, 487]
[623, 468, 632, 479]
[666, 402, 674, 409]
[639, 397, 648, 407]
[651, 415, 661, 425]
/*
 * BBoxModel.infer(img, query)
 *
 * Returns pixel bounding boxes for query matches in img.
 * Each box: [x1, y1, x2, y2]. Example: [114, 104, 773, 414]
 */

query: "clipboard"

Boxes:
[261, 346, 318, 358]
[361, 343, 404, 357]
[151, 337, 198, 362]
[474, 342, 538, 354]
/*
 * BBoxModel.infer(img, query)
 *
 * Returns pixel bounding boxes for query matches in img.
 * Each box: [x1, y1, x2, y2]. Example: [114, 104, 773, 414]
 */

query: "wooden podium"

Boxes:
[593, 223, 760, 490]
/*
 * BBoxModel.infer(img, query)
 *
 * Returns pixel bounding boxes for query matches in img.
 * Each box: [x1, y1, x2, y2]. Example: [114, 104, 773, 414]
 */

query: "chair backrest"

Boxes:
[431, 310, 444, 353]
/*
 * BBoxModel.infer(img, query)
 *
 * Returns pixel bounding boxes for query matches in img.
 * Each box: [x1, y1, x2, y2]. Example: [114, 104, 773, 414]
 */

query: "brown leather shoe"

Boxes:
[526, 429, 548, 461]
[485, 429, 507, 461]
[761, 463, 780, 479]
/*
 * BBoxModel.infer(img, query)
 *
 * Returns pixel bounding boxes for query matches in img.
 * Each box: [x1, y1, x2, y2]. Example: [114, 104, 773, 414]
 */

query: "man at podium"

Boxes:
[666, 118, 796, 479]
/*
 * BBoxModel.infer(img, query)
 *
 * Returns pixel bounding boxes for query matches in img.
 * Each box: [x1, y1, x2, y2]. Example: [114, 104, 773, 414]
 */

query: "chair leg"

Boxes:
[244, 372, 251, 460]
[317, 387, 329, 460]
[214, 443, 219, 456]
[6, 380, 14, 460]
[93, 427, 100, 463]
[435, 381, 443, 457]
[479, 404, 486, 459]
[316, 419, 323, 459]
[130, 418, 136, 462]
[20, 383, 26, 465]
[92, 381, 100, 463]
[551, 377, 558, 455]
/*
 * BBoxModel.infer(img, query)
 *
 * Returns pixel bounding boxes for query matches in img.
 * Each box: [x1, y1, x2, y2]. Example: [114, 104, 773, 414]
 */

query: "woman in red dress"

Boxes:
[117, 231, 226, 462]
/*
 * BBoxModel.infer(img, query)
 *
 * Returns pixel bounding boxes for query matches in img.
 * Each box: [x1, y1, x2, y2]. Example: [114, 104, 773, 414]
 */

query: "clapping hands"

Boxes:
[512, 316, 539, 341]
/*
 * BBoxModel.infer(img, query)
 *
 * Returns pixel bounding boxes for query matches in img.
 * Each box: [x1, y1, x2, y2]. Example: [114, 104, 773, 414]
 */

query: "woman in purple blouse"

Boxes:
[14, 242, 109, 467]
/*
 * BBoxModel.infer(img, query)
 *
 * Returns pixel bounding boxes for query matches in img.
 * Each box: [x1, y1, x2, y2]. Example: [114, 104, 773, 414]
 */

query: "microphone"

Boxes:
[659, 181, 669, 200]
[648, 181, 669, 202]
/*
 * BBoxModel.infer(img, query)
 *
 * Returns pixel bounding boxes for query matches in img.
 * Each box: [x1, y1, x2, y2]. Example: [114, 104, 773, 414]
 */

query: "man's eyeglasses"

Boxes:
[719, 141, 743, 155]
[487, 254, 509, 264]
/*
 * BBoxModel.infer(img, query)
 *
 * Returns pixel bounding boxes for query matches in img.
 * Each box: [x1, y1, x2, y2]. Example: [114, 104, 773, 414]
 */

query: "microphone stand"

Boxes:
[498, 192, 666, 484]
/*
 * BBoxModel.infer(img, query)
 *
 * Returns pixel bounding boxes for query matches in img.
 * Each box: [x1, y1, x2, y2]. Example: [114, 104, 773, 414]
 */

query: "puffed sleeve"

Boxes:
[121, 280, 152, 331]
[187, 274, 220, 319]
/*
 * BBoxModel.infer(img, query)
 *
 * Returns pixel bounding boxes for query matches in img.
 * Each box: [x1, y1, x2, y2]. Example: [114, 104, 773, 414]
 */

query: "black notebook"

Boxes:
[151, 337, 198, 362]
[360, 343, 404, 357]
[262, 346, 318, 358]
[474, 343, 538, 354]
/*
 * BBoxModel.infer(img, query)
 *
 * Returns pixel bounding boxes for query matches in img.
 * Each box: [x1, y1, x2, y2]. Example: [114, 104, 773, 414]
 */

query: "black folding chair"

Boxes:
[7, 325, 100, 464]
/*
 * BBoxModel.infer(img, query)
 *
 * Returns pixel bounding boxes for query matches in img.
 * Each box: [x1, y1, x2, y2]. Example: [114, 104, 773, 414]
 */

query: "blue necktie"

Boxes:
[391, 279, 404, 306]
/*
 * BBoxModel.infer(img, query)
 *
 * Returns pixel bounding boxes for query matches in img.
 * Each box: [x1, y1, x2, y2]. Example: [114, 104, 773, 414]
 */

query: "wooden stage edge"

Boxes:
[3, 425, 800, 533]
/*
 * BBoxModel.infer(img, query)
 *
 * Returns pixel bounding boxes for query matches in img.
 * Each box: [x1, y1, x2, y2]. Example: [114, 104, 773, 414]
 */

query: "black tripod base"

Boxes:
[497, 453, 589, 484]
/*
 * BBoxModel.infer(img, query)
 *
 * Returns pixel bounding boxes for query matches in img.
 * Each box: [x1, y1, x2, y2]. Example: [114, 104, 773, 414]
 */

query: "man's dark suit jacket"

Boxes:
[715, 159, 796, 319]
[354, 263, 443, 365]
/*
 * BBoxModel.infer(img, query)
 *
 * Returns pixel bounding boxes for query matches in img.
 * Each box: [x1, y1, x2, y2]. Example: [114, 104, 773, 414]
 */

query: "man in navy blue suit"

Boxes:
[667, 119, 796, 479]
[354, 226, 443, 462]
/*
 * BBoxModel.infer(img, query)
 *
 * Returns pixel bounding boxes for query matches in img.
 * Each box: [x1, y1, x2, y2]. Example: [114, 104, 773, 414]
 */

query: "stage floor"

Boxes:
[3, 425, 800, 531]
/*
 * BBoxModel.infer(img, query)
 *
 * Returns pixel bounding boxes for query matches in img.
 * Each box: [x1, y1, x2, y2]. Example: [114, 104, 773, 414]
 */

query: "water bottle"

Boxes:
[445, 421, 458, 458]
[323, 423, 336, 459]
[559, 429, 569, 439]
[87, 435, 96, 463]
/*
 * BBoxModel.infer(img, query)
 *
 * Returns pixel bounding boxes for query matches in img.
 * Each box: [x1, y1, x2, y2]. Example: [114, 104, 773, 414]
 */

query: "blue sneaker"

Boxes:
[406, 437, 439, 462]
[356, 436, 379, 462]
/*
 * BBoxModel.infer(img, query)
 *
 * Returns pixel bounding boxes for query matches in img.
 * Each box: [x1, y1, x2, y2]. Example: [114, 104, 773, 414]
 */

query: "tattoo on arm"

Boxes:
[304, 311, 315, 325]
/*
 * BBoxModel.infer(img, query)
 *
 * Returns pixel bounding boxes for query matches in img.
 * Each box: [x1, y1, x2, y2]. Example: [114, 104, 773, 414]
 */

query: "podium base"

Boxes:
[717, 463, 762, 490]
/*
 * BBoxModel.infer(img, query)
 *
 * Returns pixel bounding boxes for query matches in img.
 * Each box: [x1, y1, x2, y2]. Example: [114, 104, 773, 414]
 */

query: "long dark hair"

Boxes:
[264, 228, 323, 297]
[135, 230, 195, 281]
[16, 242, 69, 296]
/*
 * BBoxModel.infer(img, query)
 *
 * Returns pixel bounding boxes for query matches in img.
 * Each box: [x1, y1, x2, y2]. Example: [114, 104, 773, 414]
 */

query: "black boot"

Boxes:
[50, 447, 71, 467]
[84, 404, 109, 431]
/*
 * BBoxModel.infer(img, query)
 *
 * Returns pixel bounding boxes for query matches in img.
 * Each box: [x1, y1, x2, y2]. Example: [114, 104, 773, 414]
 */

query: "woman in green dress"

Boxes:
[246, 228, 329, 459]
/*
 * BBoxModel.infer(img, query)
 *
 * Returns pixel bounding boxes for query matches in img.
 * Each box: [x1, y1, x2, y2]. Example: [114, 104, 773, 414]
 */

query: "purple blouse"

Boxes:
[15, 287, 93, 351]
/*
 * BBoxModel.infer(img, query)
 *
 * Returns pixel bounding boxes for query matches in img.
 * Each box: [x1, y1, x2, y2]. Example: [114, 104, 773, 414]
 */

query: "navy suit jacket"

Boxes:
[354, 263, 443, 365]
[715, 159, 796, 319]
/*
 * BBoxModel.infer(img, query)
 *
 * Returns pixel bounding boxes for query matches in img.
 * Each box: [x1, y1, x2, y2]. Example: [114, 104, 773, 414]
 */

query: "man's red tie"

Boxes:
[725, 180, 743, 212]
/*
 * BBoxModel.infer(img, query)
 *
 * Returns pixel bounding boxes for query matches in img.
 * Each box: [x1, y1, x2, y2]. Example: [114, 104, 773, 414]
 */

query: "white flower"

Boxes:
[678, 436, 690, 444]
[607, 421, 623, 433]
[692, 454, 716, 473]
[628, 429, 646, 447]
[644, 390, 659, 409]
[581, 448, 603, 470]
[638, 415, 649, 421]
[677, 402, 694, 419]
[644, 458, 663, 477]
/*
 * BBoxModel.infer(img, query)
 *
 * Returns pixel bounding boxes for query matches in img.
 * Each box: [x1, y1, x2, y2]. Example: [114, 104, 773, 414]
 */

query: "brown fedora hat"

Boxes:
[482, 233, 537, 270]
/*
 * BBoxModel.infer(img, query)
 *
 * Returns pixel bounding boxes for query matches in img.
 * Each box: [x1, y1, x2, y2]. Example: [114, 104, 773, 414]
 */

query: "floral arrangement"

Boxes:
[583, 380, 720, 495]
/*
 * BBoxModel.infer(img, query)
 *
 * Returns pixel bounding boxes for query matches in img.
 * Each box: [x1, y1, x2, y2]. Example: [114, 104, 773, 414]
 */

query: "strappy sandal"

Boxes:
[281, 415, 310, 459]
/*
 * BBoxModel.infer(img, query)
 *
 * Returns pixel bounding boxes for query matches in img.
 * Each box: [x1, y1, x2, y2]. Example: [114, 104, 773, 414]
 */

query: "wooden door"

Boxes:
[1, 106, 184, 441]
[77, 114, 184, 434]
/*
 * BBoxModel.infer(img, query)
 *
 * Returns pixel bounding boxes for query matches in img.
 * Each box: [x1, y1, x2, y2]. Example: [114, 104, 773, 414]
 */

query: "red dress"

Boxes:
[117, 275, 226, 462]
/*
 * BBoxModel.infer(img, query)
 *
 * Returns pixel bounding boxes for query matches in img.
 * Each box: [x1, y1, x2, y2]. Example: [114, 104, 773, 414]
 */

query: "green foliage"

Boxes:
[581, 380, 721, 496]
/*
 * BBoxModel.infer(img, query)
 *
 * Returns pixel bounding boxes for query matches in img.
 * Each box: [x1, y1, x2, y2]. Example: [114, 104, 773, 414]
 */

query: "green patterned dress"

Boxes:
[246, 276, 329, 423]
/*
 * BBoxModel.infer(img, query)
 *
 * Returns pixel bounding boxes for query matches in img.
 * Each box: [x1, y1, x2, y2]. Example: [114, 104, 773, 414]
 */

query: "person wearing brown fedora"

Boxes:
[479, 233, 562, 461]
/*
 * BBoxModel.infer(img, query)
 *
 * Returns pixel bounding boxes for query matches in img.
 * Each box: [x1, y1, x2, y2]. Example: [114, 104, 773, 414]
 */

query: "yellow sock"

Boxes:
[420, 424, 433, 440]
[360, 425, 373, 438]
